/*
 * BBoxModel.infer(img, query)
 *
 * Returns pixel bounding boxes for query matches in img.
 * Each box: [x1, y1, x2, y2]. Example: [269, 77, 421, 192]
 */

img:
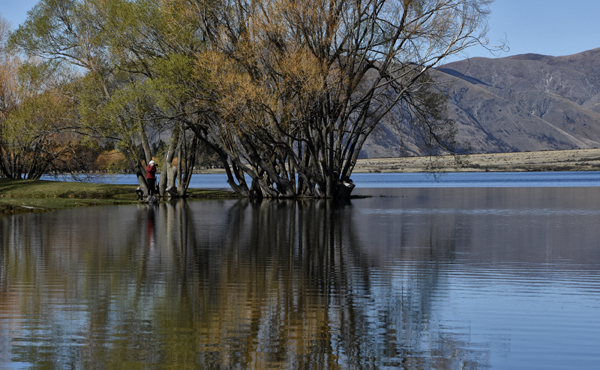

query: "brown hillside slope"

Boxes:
[360, 49, 600, 158]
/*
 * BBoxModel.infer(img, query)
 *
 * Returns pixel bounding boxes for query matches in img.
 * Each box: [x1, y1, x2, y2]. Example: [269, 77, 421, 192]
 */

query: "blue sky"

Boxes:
[2, 0, 599, 63]
[447, 0, 600, 62]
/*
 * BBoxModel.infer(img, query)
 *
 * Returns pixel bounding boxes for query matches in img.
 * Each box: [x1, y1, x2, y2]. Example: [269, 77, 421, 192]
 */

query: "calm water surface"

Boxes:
[1, 187, 600, 369]
[43, 171, 600, 188]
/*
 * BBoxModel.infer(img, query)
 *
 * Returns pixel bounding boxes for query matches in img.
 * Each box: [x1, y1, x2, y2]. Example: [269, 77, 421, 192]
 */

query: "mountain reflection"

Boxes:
[0, 197, 491, 369]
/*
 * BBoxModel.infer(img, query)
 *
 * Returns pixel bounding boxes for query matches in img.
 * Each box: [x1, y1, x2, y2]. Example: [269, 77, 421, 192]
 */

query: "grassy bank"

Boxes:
[0, 178, 236, 214]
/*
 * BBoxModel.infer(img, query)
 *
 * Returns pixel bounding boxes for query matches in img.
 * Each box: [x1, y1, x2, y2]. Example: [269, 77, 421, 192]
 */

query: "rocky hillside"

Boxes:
[361, 48, 600, 157]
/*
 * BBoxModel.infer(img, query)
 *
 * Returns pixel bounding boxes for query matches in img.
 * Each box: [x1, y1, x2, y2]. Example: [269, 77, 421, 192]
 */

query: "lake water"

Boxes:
[43, 171, 600, 189]
[2, 175, 600, 369]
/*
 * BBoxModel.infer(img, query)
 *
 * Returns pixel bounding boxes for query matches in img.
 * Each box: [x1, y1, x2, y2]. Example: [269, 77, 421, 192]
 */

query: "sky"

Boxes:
[2, 0, 600, 63]
[444, 0, 600, 63]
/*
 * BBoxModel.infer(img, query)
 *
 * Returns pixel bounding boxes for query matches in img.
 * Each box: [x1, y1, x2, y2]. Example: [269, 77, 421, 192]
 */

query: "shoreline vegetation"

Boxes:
[2, 148, 600, 214]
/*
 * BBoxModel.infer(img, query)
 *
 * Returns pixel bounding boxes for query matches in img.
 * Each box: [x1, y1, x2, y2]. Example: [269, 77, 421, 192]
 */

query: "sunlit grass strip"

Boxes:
[0, 178, 136, 198]
[0, 178, 237, 213]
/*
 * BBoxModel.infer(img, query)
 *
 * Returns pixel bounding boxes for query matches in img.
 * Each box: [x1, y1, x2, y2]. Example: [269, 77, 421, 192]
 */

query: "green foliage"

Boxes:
[146, 54, 196, 110]
[9, 0, 88, 64]
[0, 55, 85, 179]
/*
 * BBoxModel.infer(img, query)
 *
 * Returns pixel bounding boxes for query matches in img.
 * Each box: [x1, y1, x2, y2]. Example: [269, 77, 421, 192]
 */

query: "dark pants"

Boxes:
[147, 178, 156, 196]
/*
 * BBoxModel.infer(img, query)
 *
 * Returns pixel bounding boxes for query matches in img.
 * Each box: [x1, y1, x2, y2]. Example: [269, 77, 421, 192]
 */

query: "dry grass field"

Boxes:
[354, 148, 600, 173]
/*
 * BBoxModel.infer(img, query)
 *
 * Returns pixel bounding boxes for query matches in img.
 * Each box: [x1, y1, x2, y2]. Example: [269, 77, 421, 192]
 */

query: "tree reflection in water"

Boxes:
[0, 198, 490, 369]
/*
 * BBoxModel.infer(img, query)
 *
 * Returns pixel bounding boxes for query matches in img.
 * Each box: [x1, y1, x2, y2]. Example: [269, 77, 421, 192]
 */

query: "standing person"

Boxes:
[146, 160, 157, 196]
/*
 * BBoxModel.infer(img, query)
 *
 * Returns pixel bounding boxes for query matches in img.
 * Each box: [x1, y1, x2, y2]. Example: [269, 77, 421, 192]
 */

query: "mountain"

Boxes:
[360, 48, 600, 157]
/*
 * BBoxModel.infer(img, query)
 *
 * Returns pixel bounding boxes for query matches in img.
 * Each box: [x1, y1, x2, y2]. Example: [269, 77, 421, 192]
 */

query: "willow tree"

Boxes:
[9, 0, 495, 198]
[0, 15, 19, 177]
[9, 0, 197, 196]
[1, 14, 87, 179]
[77, 0, 204, 197]
[191, 0, 494, 198]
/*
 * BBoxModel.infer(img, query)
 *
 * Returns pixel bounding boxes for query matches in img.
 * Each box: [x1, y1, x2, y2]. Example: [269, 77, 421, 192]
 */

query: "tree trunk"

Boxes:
[158, 125, 181, 196]
[177, 134, 197, 196]
[136, 169, 149, 196]
[138, 116, 153, 165]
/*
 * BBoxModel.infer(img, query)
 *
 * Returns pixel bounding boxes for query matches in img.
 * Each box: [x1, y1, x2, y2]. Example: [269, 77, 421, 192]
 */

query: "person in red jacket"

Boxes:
[146, 160, 157, 196]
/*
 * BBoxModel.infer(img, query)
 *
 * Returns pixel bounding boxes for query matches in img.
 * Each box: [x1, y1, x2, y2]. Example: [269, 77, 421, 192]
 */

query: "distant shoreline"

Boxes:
[353, 148, 600, 173]
[193, 148, 600, 175]
[3, 149, 600, 214]
[40, 149, 600, 177]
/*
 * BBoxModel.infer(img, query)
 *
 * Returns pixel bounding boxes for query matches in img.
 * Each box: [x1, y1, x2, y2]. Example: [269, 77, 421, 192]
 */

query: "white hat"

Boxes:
[149, 160, 155, 165]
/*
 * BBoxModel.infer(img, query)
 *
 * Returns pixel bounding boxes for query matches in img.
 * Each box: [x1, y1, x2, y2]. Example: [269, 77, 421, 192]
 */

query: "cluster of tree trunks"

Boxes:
[4, 0, 497, 198]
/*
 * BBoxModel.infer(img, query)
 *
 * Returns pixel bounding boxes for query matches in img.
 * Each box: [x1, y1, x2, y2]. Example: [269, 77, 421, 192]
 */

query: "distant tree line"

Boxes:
[1, 0, 495, 198]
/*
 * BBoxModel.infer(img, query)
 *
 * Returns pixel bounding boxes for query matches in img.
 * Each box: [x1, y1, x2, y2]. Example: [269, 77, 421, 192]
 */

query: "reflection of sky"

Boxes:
[364, 261, 600, 369]
[430, 266, 600, 370]
[349, 187, 600, 369]
[361, 207, 600, 217]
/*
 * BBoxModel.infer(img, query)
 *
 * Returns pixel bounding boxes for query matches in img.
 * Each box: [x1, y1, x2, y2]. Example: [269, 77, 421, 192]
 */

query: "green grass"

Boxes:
[0, 178, 237, 214]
